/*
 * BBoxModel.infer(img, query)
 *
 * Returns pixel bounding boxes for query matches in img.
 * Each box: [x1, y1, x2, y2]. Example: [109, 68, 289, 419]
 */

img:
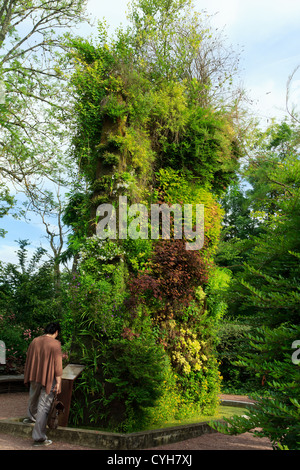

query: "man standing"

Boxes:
[23, 322, 63, 447]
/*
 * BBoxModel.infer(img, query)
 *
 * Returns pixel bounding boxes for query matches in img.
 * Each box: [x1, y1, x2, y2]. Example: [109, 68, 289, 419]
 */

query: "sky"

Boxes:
[1, 0, 300, 266]
[83, 0, 300, 121]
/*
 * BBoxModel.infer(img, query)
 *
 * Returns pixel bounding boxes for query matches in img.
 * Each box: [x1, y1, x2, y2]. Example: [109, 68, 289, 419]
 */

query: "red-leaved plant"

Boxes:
[129, 238, 210, 321]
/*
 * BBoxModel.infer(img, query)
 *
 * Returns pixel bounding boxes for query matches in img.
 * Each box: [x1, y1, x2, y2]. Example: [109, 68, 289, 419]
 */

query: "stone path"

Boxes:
[0, 392, 273, 451]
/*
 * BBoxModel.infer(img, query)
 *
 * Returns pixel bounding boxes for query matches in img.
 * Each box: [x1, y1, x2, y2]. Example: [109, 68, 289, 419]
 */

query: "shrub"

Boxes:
[212, 324, 300, 450]
[100, 335, 169, 432]
[0, 312, 42, 374]
[216, 321, 257, 392]
[0, 241, 63, 332]
[68, 307, 169, 432]
[129, 238, 210, 321]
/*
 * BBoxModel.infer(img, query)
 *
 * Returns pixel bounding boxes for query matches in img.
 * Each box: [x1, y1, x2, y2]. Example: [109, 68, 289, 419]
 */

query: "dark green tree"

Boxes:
[213, 119, 300, 449]
[0, 240, 62, 329]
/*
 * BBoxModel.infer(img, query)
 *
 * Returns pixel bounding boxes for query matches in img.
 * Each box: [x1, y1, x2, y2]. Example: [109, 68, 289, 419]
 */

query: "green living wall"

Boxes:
[63, 0, 242, 432]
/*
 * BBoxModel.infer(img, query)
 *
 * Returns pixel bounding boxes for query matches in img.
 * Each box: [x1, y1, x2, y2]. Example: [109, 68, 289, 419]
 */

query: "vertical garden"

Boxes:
[0, 0, 299, 450]
[62, 0, 243, 432]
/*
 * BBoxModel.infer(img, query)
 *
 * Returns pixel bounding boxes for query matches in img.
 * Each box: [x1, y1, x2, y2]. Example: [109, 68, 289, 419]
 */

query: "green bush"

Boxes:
[212, 324, 300, 450]
[68, 289, 169, 432]
[100, 335, 169, 432]
[216, 321, 259, 393]
[0, 313, 42, 374]
[65, 237, 171, 432]
[0, 241, 63, 332]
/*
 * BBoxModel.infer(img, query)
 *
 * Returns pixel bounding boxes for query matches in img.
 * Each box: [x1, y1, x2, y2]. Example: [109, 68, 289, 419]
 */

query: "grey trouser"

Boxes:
[27, 381, 55, 442]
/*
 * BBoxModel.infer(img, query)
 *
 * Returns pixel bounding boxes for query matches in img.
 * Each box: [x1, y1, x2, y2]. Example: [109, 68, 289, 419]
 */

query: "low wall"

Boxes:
[0, 375, 26, 393]
[0, 418, 218, 450]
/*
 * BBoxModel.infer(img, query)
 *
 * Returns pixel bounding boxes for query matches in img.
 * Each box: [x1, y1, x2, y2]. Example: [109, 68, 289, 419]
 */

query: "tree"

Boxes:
[0, 239, 69, 372]
[0, 240, 60, 329]
[212, 324, 300, 450]
[286, 65, 300, 124]
[226, 121, 300, 326]
[0, 0, 88, 213]
[213, 119, 300, 449]
[0, 183, 15, 237]
[22, 182, 71, 292]
[219, 181, 262, 242]
[127, 0, 241, 107]
[64, 0, 244, 431]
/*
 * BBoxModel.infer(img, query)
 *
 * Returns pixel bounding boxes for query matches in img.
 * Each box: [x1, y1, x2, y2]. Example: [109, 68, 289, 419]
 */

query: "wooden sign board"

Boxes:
[61, 364, 85, 381]
[57, 364, 85, 427]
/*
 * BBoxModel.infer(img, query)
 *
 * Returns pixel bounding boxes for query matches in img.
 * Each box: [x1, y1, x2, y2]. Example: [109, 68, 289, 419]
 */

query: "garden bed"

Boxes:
[0, 402, 251, 450]
[135, 404, 250, 433]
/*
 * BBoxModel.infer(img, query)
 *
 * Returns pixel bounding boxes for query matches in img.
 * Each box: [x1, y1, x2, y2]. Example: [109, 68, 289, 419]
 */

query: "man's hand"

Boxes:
[54, 377, 62, 394]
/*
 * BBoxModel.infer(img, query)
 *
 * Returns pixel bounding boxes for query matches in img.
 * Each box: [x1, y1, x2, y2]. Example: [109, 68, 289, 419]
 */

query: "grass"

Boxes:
[67, 404, 248, 433]
[145, 405, 247, 430]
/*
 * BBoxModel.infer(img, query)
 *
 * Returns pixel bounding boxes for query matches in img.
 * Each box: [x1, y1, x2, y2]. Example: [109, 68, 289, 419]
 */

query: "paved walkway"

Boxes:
[0, 392, 273, 451]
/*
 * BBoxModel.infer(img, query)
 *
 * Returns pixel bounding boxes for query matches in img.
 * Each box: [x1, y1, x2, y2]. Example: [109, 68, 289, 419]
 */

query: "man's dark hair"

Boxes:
[44, 322, 61, 335]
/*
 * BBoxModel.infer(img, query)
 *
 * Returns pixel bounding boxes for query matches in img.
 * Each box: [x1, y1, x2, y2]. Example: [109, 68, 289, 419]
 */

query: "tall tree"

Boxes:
[0, 0, 88, 201]
[127, 0, 242, 107]
[22, 181, 70, 292]
[213, 118, 300, 450]
[63, 0, 245, 431]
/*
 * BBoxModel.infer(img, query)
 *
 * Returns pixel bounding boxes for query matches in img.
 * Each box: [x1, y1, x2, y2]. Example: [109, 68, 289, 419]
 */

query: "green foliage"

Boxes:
[219, 120, 300, 326]
[0, 0, 88, 206]
[147, 357, 222, 428]
[0, 312, 42, 374]
[204, 266, 231, 319]
[68, 3, 242, 212]
[66, 242, 170, 432]
[70, 333, 169, 433]
[212, 324, 300, 450]
[219, 181, 263, 242]
[129, 239, 210, 319]
[65, 239, 127, 347]
[127, 0, 241, 103]
[213, 119, 300, 447]
[65, 0, 244, 432]
[122, 237, 153, 275]
[216, 321, 256, 392]
[0, 240, 66, 373]
[100, 335, 169, 432]
[0, 241, 62, 331]
[158, 107, 240, 193]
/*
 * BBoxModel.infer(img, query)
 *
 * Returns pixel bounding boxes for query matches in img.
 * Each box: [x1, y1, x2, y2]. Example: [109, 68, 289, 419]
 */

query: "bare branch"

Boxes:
[0, 0, 14, 46]
[286, 65, 300, 124]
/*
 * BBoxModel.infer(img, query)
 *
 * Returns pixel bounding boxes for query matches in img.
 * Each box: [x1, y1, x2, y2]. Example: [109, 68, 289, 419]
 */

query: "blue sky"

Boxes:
[1, 0, 300, 265]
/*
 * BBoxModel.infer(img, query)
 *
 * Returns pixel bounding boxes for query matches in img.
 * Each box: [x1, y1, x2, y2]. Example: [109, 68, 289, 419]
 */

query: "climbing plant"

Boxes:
[64, 0, 243, 431]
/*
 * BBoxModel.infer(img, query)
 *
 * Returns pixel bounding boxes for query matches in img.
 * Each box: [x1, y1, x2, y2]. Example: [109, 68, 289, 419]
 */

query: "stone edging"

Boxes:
[0, 398, 255, 450]
[220, 399, 256, 408]
[0, 418, 218, 450]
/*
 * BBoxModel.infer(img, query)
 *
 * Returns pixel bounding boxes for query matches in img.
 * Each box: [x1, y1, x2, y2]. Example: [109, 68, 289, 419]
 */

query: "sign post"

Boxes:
[57, 364, 85, 427]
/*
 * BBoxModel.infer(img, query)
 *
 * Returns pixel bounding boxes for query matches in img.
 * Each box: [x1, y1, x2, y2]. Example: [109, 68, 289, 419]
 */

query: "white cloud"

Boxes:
[0, 243, 38, 265]
[198, 0, 240, 30]
[202, 0, 300, 41]
[245, 79, 287, 125]
[86, 0, 129, 31]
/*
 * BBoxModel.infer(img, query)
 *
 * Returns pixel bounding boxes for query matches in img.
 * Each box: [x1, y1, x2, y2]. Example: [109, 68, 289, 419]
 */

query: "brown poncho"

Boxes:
[24, 335, 63, 394]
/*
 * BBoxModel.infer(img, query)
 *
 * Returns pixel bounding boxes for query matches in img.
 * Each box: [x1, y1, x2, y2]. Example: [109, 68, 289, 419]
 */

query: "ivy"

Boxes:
[65, 0, 243, 431]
